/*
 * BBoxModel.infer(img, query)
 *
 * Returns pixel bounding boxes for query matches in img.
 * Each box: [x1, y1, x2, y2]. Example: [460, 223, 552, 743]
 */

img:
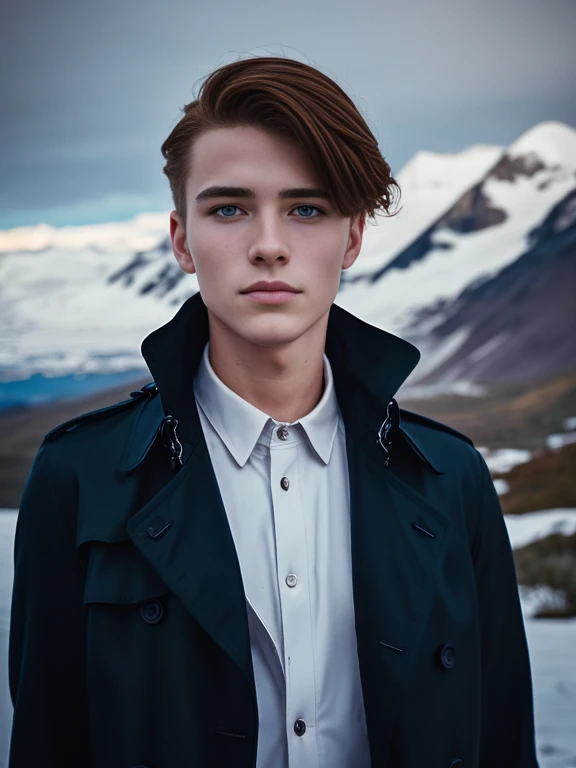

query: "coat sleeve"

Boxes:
[471, 448, 539, 767]
[8, 440, 93, 767]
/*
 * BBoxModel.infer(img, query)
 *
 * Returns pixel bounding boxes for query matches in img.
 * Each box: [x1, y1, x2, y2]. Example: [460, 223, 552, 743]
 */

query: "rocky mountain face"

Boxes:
[106, 235, 187, 304]
[404, 188, 576, 390]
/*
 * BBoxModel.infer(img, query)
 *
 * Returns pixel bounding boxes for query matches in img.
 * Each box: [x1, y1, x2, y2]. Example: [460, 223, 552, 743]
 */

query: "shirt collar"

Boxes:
[193, 341, 340, 467]
[140, 291, 421, 453]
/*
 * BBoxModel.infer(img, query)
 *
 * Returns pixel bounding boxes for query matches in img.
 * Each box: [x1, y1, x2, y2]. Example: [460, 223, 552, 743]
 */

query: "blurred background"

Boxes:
[1, 0, 575, 765]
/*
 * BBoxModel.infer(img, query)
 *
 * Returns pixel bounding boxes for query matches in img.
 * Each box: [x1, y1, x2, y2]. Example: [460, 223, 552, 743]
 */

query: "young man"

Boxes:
[8, 57, 539, 767]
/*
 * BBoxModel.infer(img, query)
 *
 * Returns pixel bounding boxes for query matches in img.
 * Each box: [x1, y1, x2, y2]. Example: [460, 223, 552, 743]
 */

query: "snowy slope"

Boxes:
[402, 185, 576, 391]
[337, 121, 576, 336]
[345, 143, 504, 278]
[0, 238, 198, 380]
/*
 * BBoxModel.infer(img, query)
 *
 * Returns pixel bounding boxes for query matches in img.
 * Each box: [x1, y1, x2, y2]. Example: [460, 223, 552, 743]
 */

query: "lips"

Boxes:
[240, 280, 301, 305]
[241, 280, 300, 293]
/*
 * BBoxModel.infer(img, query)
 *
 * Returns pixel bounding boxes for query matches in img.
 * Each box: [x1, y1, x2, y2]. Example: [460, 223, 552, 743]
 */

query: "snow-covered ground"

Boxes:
[477, 446, 533, 474]
[527, 618, 576, 767]
[505, 509, 576, 551]
[0, 507, 574, 766]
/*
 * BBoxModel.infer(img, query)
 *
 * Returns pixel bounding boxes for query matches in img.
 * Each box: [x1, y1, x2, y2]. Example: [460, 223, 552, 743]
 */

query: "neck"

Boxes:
[206, 310, 328, 424]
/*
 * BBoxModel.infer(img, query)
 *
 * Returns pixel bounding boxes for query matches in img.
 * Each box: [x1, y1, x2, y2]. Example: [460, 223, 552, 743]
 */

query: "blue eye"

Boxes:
[294, 205, 322, 218]
[209, 204, 324, 218]
[211, 205, 241, 217]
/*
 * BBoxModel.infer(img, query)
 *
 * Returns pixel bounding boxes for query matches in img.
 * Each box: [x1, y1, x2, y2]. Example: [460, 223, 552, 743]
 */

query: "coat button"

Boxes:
[293, 718, 306, 736]
[140, 599, 164, 624]
[440, 643, 456, 669]
[448, 760, 463, 767]
[280, 476, 290, 490]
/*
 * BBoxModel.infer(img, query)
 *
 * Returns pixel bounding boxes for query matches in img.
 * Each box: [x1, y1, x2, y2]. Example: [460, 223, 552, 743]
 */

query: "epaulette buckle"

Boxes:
[130, 381, 158, 398]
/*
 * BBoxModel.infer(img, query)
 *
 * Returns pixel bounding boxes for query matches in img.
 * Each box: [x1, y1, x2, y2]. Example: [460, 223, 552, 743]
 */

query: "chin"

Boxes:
[236, 315, 311, 348]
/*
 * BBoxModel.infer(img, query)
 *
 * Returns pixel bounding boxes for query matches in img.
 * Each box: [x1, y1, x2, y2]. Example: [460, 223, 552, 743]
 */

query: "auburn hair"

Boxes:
[161, 56, 400, 225]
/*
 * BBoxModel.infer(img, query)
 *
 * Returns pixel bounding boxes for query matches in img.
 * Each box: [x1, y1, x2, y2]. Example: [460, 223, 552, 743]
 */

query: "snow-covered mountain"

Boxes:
[339, 120, 576, 393]
[340, 121, 576, 328]
[344, 142, 505, 278]
[399, 187, 576, 392]
[1, 120, 574, 393]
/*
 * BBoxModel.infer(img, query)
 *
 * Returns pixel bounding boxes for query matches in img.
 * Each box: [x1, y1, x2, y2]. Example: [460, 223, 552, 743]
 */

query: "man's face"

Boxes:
[170, 124, 365, 348]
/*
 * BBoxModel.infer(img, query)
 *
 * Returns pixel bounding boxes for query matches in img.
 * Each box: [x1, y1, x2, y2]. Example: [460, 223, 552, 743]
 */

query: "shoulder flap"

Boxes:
[43, 381, 159, 444]
[397, 408, 474, 475]
[400, 408, 474, 446]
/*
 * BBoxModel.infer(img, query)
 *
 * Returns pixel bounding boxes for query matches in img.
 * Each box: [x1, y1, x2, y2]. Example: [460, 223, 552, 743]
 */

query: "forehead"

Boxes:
[187, 125, 321, 188]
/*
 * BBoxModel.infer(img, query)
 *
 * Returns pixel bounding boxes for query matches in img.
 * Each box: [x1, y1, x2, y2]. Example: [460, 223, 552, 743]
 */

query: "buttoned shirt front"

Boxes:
[193, 341, 371, 768]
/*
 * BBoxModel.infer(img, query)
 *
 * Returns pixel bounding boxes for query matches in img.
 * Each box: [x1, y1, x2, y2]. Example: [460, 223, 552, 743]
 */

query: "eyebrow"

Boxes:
[195, 185, 331, 202]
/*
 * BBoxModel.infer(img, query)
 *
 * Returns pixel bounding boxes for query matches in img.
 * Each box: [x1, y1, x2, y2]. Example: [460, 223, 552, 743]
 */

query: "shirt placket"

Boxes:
[270, 423, 319, 768]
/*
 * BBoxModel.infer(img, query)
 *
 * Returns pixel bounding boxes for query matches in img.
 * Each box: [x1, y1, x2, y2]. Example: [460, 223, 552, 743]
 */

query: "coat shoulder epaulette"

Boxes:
[43, 382, 159, 444]
[399, 407, 475, 447]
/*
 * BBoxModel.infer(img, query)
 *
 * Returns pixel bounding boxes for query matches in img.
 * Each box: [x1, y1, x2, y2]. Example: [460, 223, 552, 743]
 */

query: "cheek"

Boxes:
[190, 244, 235, 280]
[312, 249, 346, 286]
[192, 255, 245, 315]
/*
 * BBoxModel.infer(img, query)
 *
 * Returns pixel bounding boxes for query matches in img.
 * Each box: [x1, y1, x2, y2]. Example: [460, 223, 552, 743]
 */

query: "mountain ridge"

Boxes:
[1, 120, 574, 393]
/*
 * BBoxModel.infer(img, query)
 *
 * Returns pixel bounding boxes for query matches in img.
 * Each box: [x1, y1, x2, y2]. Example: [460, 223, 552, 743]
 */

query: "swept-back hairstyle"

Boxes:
[161, 56, 400, 226]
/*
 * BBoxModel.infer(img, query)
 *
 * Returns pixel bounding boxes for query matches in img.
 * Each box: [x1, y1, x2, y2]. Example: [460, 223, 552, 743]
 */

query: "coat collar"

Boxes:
[121, 290, 430, 471]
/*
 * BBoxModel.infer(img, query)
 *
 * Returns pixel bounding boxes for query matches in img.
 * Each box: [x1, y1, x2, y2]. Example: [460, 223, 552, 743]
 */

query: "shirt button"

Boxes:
[293, 718, 306, 736]
[285, 573, 298, 588]
[276, 426, 290, 440]
[280, 476, 290, 491]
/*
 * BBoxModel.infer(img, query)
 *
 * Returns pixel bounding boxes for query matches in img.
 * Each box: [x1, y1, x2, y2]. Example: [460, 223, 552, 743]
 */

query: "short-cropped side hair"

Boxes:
[161, 56, 400, 226]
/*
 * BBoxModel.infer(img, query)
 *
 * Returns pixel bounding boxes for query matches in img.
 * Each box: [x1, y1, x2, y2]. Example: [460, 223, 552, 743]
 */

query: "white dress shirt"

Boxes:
[193, 341, 371, 768]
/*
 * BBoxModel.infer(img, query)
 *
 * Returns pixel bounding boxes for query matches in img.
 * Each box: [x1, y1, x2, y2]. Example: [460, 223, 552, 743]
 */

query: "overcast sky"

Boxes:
[1, 0, 575, 229]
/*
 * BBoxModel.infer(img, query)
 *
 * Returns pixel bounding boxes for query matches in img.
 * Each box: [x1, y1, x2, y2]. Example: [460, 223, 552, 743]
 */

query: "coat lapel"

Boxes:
[125, 418, 254, 688]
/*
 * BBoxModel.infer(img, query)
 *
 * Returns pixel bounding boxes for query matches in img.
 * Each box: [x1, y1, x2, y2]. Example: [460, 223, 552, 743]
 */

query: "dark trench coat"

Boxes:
[8, 291, 539, 768]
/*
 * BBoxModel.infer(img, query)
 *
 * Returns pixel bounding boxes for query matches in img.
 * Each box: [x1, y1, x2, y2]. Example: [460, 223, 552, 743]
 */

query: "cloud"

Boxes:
[0, 192, 172, 230]
[2, 0, 575, 227]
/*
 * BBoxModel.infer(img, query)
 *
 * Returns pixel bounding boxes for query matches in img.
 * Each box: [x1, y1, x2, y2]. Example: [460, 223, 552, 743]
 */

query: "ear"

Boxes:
[342, 211, 366, 270]
[169, 210, 196, 275]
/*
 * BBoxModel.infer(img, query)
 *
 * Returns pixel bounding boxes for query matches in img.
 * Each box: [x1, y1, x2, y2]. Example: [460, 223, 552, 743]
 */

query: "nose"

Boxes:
[248, 214, 290, 266]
